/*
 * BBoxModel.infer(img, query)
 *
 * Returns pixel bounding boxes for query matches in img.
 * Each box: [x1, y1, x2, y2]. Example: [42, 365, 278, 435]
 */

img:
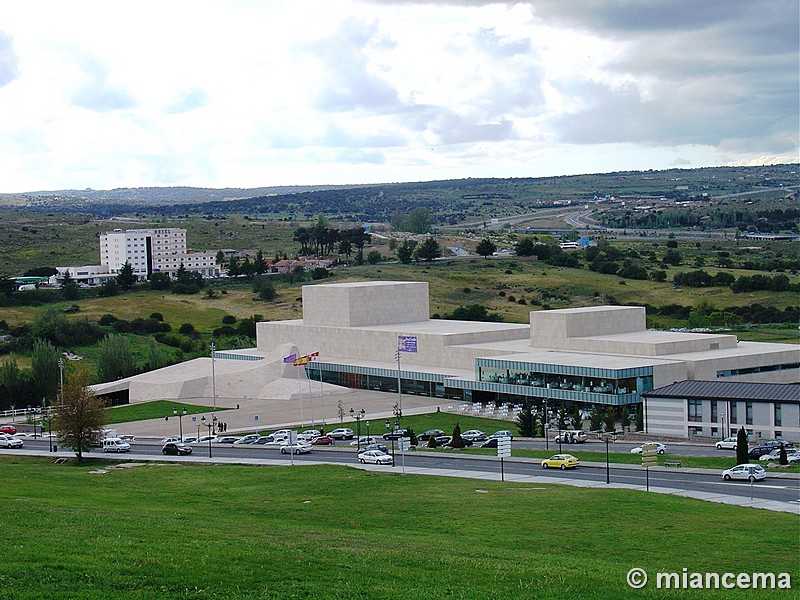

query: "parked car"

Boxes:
[233, 434, 262, 445]
[417, 429, 446, 442]
[357, 450, 393, 465]
[161, 436, 182, 443]
[162, 442, 193, 456]
[430, 435, 452, 448]
[759, 448, 800, 462]
[214, 436, 239, 444]
[119, 434, 136, 442]
[747, 445, 775, 460]
[762, 440, 795, 449]
[715, 437, 738, 450]
[349, 437, 377, 446]
[328, 428, 354, 440]
[480, 438, 499, 449]
[722, 464, 766, 482]
[489, 430, 513, 440]
[280, 442, 312, 455]
[193, 435, 217, 445]
[253, 436, 279, 446]
[461, 430, 487, 442]
[0, 425, 17, 435]
[362, 443, 389, 454]
[382, 429, 408, 441]
[553, 430, 587, 444]
[541, 454, 579, 469]
[310, 435, 335, 446]
[0, 433, 23, 448]
[630, 443, 667, 455]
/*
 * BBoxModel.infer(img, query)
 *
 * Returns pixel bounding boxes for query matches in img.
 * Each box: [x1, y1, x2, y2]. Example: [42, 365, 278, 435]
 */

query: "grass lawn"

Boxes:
[107, 400, 221, 425]
[1, 456, 797, 599]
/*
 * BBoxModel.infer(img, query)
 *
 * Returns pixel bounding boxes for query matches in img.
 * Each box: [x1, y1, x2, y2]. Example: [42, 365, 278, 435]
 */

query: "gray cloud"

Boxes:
[0, 30, 20, 88]
[69, 53, 136, 112]
[307, 18, 402, 113]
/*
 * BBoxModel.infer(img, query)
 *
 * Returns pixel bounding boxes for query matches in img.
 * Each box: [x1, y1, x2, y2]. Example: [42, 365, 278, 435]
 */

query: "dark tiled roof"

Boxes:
[644, 380, 800, 403]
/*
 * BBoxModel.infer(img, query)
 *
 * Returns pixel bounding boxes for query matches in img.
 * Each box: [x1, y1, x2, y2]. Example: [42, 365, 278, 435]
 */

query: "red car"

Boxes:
[0, 425, 17, 435]
[311, 435, 335, 446]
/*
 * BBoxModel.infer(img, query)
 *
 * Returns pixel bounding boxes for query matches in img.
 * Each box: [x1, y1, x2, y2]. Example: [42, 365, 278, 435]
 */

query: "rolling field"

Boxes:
[1, 456, 798, 599]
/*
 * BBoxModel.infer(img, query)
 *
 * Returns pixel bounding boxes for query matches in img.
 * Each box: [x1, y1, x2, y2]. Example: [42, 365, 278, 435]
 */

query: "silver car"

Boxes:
[722, 464, 766, 482]
[0, 434, 23, 448]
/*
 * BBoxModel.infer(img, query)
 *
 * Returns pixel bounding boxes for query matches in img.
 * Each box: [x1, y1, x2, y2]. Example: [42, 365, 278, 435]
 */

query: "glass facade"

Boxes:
[306, 357, 651, 409]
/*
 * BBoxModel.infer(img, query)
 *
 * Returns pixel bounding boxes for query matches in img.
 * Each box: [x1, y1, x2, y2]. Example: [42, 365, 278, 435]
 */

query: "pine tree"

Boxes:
[735, 427, 749, 465]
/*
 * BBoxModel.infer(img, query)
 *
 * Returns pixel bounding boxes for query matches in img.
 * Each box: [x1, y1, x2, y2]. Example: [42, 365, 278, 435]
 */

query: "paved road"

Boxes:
[17, 439, 798, 512]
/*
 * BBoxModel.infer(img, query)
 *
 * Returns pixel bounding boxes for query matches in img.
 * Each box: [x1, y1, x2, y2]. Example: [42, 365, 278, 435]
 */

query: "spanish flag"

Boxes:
[293, 355, 309, 366]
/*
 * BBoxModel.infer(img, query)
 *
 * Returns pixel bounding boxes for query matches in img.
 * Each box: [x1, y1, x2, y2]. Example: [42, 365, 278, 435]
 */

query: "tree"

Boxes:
[96, 335, 137, 383]
[366, 250, 381, 265]
[397, 240, 417, 264]
[252, 276, 276, 301]
[476, 238, 496, 258]
[53, 370, 108, 462]
[514, 237, 537, 256]
[516, 400, 535, 437]
[449, 423, 466, 449]
[416, 237, 442, 262]
[253, 251, 267, 275]
[116, 261, 137, 290]
[145, 337, 170, 371]
[735, 427, 749, 465]
[0, 359, 24, 411]
[778, 444, 788, 466]
[31, 339, 60, 402]
[406, 207, 432, 233]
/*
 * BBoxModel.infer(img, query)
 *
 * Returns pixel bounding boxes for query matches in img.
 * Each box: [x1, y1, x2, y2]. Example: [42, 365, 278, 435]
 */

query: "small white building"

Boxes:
[643, 380, 800, 442]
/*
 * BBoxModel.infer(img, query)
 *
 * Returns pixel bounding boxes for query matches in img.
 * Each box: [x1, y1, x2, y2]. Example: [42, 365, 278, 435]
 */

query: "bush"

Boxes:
[222, 315, 237, 325]
[178, 323, 195, 335]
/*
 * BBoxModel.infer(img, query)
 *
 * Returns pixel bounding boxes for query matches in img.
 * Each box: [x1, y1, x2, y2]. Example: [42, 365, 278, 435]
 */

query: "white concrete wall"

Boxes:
[302, 281, 429, 327]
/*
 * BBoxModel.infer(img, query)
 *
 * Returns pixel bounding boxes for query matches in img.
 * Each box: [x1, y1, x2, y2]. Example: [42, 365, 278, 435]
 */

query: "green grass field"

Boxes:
[1, 456, 797, 600]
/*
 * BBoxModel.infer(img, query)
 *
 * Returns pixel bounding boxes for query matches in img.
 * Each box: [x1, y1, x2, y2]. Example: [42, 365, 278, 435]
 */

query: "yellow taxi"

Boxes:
[541, 454, 579, 469]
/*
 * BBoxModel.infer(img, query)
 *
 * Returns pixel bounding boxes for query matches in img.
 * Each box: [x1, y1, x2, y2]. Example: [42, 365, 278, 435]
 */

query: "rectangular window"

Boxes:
[711, 401, 718, 423]
[774, 403, 782, 427]
[688, 399, 702, 422]
[745, 402, 753, 425]
[730, 403, 738, 424]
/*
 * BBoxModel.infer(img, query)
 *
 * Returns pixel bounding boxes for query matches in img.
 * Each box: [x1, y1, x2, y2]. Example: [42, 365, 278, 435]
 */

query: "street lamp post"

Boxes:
[385, 419, 398, 466]
[605, 436, 610, 484]
[366, 420, 370, 442]
[201, 415, 217, 458]
[32, 407, 38, 439]
[58, 358, 64, 405]
[173, 407, 187, 441]
[210, 342, 217, 431]
[350, 408, 365, 452]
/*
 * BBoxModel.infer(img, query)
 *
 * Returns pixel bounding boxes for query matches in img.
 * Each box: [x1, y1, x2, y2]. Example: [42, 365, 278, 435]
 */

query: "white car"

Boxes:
[722, 464, 766, 482]
[193, 435, 217, 445]
[161, 436, 182, 443]
[357, 450, 393, 465]
[715, 437, 738, 450]
[233, 434, 261, 445]
[0, 433, 23, 448]
[350, 437, 377, 446]
[759, 449, 800, 462]
[630, 443, 667, 455]
[280, 442, 312, 454]
[489, 430, 513, 440]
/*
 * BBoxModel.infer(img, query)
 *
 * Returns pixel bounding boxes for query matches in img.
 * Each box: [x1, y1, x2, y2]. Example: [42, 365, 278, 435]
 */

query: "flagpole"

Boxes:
[318, 355, 325, 426]
[296, 363, 304, 427]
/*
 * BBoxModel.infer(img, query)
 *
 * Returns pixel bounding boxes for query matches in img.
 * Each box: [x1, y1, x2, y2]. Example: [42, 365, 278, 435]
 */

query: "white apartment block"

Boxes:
[99, 228, 221, 279]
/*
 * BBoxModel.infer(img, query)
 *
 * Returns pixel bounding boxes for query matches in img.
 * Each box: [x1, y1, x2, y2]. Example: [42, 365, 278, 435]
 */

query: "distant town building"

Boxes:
[54, 227, 222, 285]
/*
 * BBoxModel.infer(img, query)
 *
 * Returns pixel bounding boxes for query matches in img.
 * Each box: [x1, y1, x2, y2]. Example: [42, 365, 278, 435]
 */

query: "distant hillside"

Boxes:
[2, 165, 797, 224]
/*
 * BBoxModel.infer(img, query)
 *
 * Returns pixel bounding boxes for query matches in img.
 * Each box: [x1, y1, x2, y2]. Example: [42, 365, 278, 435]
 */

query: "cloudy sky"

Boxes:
[0, 0, 797, 192]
